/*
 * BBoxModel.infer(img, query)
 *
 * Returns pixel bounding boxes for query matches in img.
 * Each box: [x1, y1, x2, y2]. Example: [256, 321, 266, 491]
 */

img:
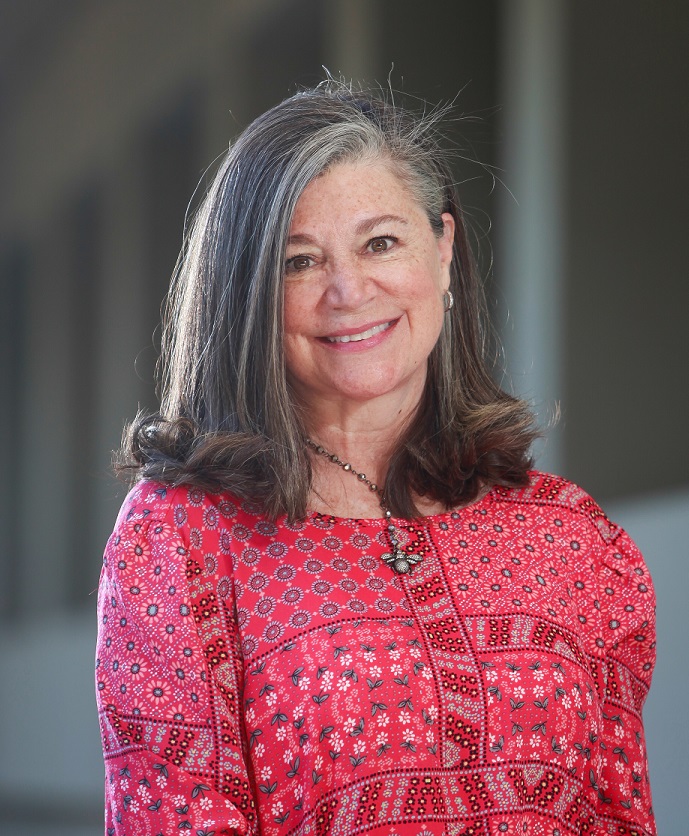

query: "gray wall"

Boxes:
[564, 1, 689, 499]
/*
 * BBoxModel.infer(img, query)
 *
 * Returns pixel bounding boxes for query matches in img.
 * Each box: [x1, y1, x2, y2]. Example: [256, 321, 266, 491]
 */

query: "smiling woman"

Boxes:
[97, 82, 656, 836]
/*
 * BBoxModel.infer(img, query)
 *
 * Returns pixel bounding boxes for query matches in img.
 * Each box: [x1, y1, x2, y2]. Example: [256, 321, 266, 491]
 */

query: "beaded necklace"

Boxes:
[307, 439, 423, 575]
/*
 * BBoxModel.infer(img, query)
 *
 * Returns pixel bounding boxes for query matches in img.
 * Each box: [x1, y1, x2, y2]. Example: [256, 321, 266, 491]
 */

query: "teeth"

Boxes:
[327, 321, 392, 343]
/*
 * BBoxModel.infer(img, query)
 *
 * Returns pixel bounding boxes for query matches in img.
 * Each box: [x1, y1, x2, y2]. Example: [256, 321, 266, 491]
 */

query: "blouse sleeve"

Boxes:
[95, 483, 257, 836]
[594, 527, 656, 836]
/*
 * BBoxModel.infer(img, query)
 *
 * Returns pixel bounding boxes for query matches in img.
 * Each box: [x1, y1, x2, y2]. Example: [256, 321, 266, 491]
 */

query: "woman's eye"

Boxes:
[285, 255, 313, 273]
[368, 236, 395, 253]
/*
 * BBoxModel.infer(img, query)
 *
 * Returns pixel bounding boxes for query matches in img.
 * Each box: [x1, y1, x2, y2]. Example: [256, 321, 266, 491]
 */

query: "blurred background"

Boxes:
[0, 1, 686, 833]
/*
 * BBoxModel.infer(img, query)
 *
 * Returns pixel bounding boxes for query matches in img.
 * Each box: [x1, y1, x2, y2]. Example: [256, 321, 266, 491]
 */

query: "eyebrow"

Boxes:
[355, 214, 409, 235]
[287, 214, 409, 246]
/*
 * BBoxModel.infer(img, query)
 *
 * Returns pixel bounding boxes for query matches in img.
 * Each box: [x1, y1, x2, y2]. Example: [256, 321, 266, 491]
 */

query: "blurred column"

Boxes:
[324, 0, 379, 82]
[91, 147, 149, 550]
[497, 0, 566, 473]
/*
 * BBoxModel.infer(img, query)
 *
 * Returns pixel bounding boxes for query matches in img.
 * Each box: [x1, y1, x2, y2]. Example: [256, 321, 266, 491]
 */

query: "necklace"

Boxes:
[306, 439, 423, 575]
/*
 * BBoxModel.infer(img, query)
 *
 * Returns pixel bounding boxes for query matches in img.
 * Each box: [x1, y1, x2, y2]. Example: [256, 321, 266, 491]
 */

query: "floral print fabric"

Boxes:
[96, 472, 656, 835]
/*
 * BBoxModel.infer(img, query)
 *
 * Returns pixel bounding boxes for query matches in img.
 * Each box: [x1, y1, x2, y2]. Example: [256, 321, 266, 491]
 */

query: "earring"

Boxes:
[443, 290, 454, 312]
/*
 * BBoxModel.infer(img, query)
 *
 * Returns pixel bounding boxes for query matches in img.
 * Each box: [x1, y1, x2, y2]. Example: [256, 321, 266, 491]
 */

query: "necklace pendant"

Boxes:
[381, 549, 422, 575]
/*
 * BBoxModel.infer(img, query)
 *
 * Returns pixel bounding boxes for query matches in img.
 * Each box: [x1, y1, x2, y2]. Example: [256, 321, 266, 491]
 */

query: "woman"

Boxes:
[96, 84, 656, 836]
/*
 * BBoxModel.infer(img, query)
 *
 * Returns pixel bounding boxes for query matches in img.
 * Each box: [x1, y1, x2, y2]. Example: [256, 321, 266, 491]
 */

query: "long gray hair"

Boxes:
[122, 81, 536, 519]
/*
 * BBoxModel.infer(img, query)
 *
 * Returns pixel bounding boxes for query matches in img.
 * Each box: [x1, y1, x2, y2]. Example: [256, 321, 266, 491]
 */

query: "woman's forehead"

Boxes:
[290, 159, 424, 227]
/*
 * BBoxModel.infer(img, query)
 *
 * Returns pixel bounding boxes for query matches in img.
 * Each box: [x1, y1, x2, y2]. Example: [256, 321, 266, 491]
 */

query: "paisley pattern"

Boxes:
[96, 472, 656, 835]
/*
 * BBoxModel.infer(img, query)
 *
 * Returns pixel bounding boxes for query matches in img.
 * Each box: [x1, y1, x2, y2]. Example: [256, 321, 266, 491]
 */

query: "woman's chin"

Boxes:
[293, 367, 428, 413]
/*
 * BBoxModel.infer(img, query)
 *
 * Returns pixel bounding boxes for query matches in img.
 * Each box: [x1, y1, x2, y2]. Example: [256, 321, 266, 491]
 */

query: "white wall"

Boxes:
[606, 489, 689, 835]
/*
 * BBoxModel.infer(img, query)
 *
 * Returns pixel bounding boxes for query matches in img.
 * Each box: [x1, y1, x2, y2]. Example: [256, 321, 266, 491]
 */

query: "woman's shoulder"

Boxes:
[102, 481, 245, 590]
[108, 480, 266, 554]
[114, 479, 245, 523]
[489, 471, 655, 633]
[489, 469, 620, 546]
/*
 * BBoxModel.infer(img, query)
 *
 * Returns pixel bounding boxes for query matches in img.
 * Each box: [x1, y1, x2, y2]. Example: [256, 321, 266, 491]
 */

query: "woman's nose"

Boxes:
[323, 257, 373, 309]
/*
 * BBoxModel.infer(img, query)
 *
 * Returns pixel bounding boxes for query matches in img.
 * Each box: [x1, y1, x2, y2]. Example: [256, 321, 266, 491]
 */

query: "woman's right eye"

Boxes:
[285, 255, 314, 273]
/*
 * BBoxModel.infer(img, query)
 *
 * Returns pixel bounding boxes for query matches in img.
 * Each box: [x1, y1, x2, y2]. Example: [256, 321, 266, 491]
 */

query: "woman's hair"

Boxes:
[119, 80, 537, 519]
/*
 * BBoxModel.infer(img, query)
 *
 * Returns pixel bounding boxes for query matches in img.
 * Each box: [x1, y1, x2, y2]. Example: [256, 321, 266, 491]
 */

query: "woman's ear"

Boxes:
[438, 212, 455, 291]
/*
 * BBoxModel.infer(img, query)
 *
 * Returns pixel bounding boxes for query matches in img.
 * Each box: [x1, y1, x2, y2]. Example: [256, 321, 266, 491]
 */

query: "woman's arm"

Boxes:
[594, 528, 656, 836]
[96, 482, 257, 836]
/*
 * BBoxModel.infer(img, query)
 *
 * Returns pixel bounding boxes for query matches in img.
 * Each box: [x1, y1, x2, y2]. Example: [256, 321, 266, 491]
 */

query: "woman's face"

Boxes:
[283, 160, 455, 415]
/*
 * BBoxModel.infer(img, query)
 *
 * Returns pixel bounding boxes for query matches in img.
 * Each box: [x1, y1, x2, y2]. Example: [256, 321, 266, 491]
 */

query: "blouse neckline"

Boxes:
[305, 485, 494, 527]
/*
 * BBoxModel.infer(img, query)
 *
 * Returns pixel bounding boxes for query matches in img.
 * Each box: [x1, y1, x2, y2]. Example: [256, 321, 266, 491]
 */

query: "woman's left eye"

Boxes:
[367, 236, 396, 253]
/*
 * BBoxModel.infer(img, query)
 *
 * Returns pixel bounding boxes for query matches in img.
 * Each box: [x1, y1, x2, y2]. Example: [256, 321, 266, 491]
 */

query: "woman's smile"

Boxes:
[321, 318, 399, 347]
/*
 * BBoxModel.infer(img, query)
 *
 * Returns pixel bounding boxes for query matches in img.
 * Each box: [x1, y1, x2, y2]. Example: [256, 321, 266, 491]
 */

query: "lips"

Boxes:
[324, 320, 395, 344]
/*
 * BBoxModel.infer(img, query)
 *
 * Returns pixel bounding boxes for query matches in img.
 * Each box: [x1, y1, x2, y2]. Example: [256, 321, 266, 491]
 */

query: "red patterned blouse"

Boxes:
[96, 472, 656, 836]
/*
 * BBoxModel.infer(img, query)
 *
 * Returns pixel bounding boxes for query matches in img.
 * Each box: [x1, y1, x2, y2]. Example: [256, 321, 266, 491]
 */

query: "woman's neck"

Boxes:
[302, 390, 446, 519]
[304, 393, 414, 482]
